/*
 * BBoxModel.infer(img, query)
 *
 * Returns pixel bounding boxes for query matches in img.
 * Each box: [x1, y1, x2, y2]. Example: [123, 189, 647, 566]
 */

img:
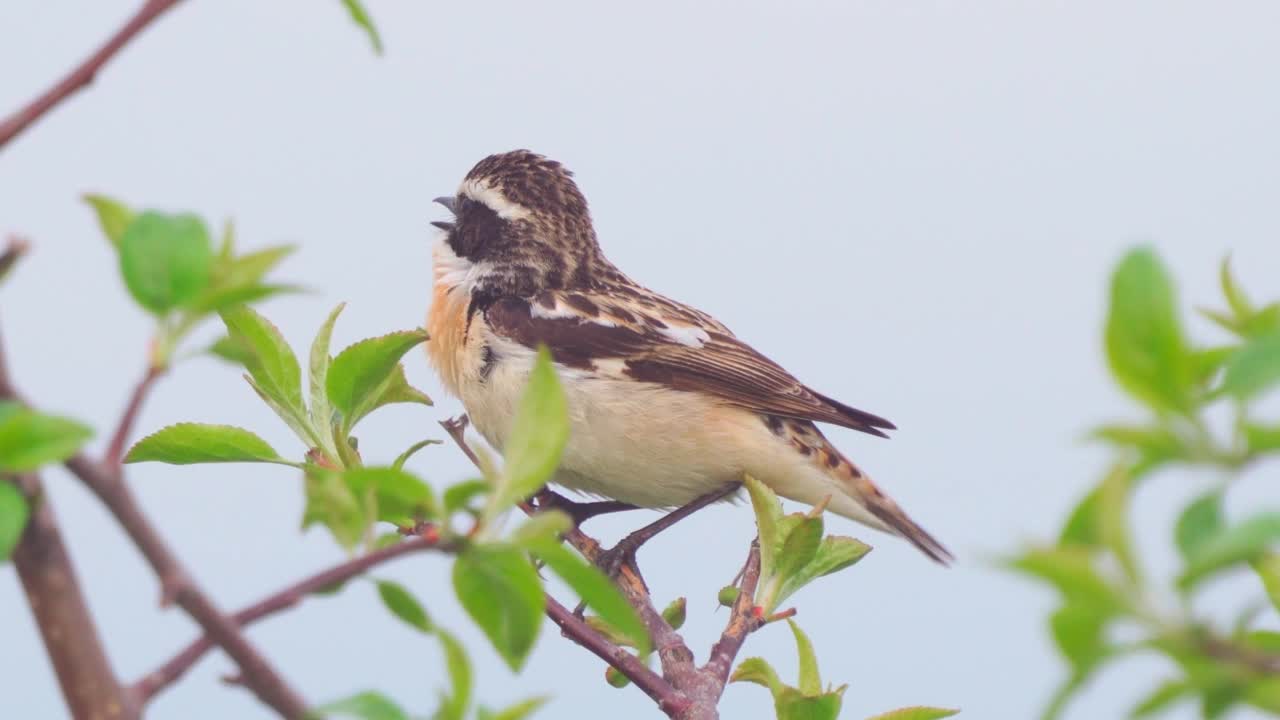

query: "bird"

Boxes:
[426, 149, 951, 564]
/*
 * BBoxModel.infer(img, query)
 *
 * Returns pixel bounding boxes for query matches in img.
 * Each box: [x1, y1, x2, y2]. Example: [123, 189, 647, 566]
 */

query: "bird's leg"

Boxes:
[594, 482, 743, 580]
[534, 489, 640, 528]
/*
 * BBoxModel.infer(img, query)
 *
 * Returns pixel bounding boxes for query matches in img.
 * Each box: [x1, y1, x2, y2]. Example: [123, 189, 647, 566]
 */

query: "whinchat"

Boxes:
[426, 150, 950, 563]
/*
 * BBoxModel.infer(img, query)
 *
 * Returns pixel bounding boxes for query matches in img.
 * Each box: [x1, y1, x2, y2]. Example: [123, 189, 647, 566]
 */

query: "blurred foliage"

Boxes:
[1007, 249, 1280, 719]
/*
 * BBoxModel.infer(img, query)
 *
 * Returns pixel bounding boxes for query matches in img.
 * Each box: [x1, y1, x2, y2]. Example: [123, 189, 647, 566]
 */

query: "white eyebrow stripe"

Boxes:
[460, 178, 532, 220]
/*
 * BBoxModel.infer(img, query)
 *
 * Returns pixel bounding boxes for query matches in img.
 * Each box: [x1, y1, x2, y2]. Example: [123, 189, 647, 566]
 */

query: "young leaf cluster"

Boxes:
[1007, 250, 1280, 719]
[84, 195, 299, 369]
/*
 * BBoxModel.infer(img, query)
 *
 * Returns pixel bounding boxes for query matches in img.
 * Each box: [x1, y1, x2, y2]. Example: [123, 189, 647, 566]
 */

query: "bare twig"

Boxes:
[545, 596, 690, 716]
[0, 236, 30, 284]
[0, 0, 183, 150]
[63, 452, 309, 717]
[704, 541, 764, 686]
[103, 365, 163, 467]
[133, 535, 445, 703]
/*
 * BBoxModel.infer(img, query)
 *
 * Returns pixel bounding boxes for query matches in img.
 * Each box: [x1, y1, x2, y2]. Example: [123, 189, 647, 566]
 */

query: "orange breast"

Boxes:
[426, 281, 469, 396]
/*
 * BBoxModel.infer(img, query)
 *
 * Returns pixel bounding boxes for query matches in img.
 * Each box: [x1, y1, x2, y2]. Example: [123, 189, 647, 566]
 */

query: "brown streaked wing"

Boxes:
[483, 293, 895, 437]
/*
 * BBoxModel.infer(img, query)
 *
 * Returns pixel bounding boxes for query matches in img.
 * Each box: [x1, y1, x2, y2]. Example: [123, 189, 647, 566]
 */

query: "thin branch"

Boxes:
[545, 596, 690, 716]
[64, 453, 309, 717]
[0, 0, 183, 150]
[0, 236, 30, 284]
[104, 364, 163, 467]
[133, 535, 444, 703]
[703, 541, 764, 686]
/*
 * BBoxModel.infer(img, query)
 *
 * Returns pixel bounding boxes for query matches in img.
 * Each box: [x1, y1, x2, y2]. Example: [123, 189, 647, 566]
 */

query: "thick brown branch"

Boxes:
[64, 453, 309, 717]
[11, 474, 138, 720]
[0, 0, 183, 150]
[1, 317, 135, 719]
[133, 535, 443, 703]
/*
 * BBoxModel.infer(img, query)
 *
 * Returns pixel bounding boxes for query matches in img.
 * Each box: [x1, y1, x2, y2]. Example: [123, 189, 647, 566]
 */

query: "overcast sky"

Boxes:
[3, 2, 1279, 719]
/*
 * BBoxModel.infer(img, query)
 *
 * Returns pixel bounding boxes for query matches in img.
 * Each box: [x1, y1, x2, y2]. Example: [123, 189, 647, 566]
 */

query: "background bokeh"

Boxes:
[3, 2, 1278, 718]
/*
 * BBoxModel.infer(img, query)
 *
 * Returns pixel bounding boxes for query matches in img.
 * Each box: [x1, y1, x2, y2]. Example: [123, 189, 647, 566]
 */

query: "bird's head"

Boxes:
[433, 150, 607, 297]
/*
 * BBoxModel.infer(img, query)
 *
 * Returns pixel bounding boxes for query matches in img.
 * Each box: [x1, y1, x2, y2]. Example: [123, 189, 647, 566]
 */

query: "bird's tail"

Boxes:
[775, 419, 953, 565]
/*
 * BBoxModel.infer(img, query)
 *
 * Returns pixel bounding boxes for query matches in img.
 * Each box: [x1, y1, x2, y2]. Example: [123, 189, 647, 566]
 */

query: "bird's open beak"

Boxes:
[432, 196, 457, 232]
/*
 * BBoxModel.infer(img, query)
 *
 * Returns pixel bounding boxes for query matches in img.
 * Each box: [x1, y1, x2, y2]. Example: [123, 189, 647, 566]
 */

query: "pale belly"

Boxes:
[458, 343, 835, 509]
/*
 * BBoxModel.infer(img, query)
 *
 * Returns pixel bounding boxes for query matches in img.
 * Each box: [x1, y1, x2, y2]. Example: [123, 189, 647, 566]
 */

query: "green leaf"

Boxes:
[1175, 491, 1224, 562]
[1251, 553, 1280, 612]
[1220, 256, 1254, 320]
[207, 335, 254, 366]
[745, 474, 785, 581]
[123, 423, 291, 465]
[1180, 512, 1280, 588]
[1050, 603, 1110, 675]
[392, 439, 441, 471]
[220, 305, 311, 441]
[375, 579, 432, 633]
[776, 687, 844, 720]
[776, 516, 823, 585]
[452, 546, 545, 670]
[1104, 248, 1192, 412]
[1219, 330, 1280, 402]
[1005, 547, 1125, 612]
[340, 0, 383, 54]
[1097, 463, 1138, 582]
[0, 482, 31, 562]
[303, 468, 365, 550]
[865, 708, 959, 720]
[1089, 424, 1184, 466]
[529, 539, 649, 654]
[1129, 679, 1193, 717]
[308, 303, 345, 460]
[0, 406, 93, 472]
[1059, 487, 1102, 549]
[83, 194, 134, 247]
[476, 697, 548, 720]
[1244, 422, 1280, 455]
[349, 362, 433, 428]
[443, 479, 489, 516]
[776, 535, 871, 607]
[312, 690, 408, 720]
[1246, 678, 1280, 713]
[509, 511, 572, 545]
[188, 282, 303, 314]
[118, 211, 213, 313]
[485, 348, 568, 521]
[327, 330, 429, 426]
[1192, 346, 1237, 386]
[434, 626, 472, 720]
[344, 467, 437, 524]
[731, 657, 782, 697]
[788, 619, 821, 695]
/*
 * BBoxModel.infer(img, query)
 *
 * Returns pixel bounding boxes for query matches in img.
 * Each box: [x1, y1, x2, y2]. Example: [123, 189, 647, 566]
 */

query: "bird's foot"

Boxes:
[534, 490, 639, 529]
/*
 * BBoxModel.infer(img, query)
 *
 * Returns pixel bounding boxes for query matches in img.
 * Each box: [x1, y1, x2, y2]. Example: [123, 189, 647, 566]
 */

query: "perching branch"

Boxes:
[441, 415, 768, 720]
[0, 0, 183, 150]
[133, 534, 448, 703]
[64, 449, 309, 718]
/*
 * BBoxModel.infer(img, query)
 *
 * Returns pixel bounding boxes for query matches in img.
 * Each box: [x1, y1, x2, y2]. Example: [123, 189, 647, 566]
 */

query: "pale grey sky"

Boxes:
[3, 2, 1279, 719]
